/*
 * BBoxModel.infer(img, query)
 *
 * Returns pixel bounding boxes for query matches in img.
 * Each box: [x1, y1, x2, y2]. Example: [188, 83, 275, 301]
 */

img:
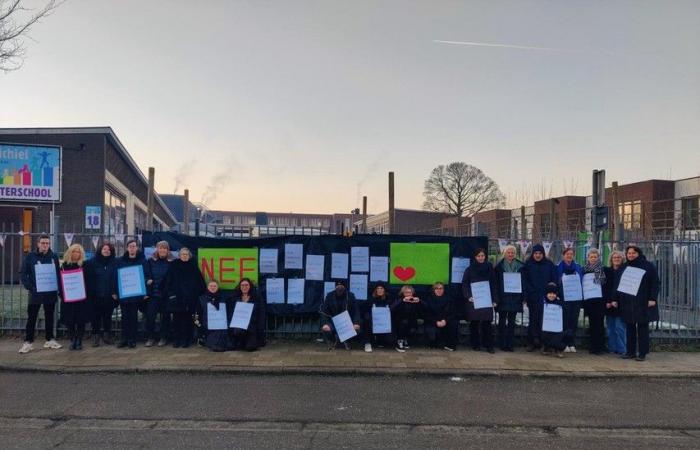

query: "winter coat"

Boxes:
[461, 263, 497, 322]
[604, 266, 624, 317]
[582, 264, 608, 318]
[113, 252, 151, 303]
[20, 248, 61, 305]
[320, 291, 360, 326]
[197, 291, 233, 352]
[495, 259, 525, 313]
[422, 292, 455, 324]
[617, 256, 660, 324]
[59, 262, 91, 326]
[147, 256, 171, 299]
[164, 259, 206, 313]
[230, 293, 266, 333]
[86, 254, 117, 299]
[523, 257, 557, 305]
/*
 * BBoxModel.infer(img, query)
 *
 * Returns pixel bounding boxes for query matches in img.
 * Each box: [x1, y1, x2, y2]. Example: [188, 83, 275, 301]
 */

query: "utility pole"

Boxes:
[388, 172, 395, 234]
[183, 189, 190, 235]
[362, 196, 367, 234]
[591, 169, 606, 249]
[611, 181, 621, 249]
[146, 167, 155, 231]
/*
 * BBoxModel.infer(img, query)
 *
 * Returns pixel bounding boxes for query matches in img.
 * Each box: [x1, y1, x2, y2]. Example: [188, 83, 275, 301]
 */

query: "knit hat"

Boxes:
[532, 244, 545, 254]
[545, 282, 558, 295]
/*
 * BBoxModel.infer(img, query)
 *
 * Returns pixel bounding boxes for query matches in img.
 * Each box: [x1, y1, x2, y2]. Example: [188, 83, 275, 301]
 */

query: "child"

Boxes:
[541, 283, 565, 358]
[195, 280, 232, 352]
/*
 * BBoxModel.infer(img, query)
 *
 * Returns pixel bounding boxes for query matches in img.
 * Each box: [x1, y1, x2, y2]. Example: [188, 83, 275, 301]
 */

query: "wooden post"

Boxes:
[362, 196, 367, 234]
[183, 189, 190, 235]
[612, 181, 620, 248]
[146, 167, 155, 231]
[520, 205, 527, 239]
[388, 172, 395, 234]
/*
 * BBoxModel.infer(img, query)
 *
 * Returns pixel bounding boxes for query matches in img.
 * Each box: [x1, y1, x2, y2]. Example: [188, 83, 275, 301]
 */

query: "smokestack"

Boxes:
[147, 167, 155, 231]
[362, 196, 367, 233]
[183, 189, 190, 235]
[388, 172, 395, 234]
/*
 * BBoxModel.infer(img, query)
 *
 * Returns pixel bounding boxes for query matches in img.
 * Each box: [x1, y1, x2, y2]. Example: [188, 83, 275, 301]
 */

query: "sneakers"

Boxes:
[144, 339, 154, 347]
[44, 339, 62, 349]
[569, 346, 577, 353]
[92, 334, 101, 347]
[395, 340, 406, 353]
[364, 343, 373, 353]
[18, 342, 33, 354]
[564, 346, 574, 353]
[157, 339, 167, 347]
[443, 346, 455, 352]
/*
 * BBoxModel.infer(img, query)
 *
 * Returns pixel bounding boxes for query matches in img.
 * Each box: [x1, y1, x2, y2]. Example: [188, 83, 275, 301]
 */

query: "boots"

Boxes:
[93, 334, 101, 347]
[69, 336, 77, 351]
[76, 337, 83, 350]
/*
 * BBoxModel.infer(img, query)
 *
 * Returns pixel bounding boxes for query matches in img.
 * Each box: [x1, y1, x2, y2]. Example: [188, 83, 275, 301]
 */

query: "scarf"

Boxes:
[502, 258, 524, 273]
[584, 259, 606, 284]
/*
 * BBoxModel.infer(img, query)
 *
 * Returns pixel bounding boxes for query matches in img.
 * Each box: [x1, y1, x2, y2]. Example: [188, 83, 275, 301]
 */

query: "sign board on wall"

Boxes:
[0, 143, 62, 202]
[85, 206, 102, 229]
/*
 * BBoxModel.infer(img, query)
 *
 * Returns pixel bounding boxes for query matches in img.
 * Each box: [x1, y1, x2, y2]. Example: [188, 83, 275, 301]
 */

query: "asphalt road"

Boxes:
[1, 372, 699, 449]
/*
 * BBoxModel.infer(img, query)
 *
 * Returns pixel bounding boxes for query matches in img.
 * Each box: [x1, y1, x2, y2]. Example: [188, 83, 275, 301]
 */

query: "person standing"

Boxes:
[59, 244, 91, 351]
[145, 241, 173, 347]
[605, 250, 627, 355]
[557, 247, 584, 353]
[494, 245, 525, 352]
[164, 247, 206, 348]
[19, 234, 62, 353]
[87, 242, 117, 346]
[461, 248, 497, 354]
[582, 248, 608, 355]
[114, 239, 151, 349]
[617, 246, 660, 361]
[522, 244, 557, 352]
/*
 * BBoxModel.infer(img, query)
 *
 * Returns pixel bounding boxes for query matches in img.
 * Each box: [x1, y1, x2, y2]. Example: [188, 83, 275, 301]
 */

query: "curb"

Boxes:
[2, 363, 699, 379]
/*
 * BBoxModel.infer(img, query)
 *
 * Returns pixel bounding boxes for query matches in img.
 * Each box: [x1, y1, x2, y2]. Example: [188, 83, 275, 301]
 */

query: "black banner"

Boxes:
[143, 231, 487, 315]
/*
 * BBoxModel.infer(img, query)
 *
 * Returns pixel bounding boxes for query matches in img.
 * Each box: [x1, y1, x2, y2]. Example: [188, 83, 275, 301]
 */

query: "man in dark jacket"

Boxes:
[523, 244, 557, 351]
[319, 281, 360, 350]
[19, 234, 62, 353]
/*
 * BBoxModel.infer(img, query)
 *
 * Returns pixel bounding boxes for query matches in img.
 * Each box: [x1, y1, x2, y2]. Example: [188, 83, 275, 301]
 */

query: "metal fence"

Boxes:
[1, 228, 698, 343]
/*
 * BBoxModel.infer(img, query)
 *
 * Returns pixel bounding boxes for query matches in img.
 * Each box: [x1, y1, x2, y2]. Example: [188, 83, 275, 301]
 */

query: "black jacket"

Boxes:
[495, 259, 525, 313]
[320, 290, 360, 326]
[59, 262, 91, 326]
[231, 293, 266, 333]
[147, 257, 171, 298]
[461, 263, 497, 322]
[604, 266, 623, 317]
[164, 259, 206, 312]
[86, 254, 117, 299]
[113, 252, 151, 303]
[422, 292, 455, 324]
[20, 248, 61, 305]
[617, 257, 660, 324]
[523, 257, 557, 305]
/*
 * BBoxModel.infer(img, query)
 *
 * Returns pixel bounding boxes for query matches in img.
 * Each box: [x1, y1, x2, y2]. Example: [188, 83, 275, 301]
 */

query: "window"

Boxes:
[134, 208, 147, 234]
[619, 201, 642, 231]
[682, 197, 699, 230]
[540, 215, 551, 238]
[104, 188, 126, 236]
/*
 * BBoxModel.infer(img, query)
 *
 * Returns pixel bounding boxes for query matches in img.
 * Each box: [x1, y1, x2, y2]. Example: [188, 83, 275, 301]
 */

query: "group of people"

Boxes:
[320, 244, 660, 361]
[18, 236, 660, 361]
[19, 237, 265, 354]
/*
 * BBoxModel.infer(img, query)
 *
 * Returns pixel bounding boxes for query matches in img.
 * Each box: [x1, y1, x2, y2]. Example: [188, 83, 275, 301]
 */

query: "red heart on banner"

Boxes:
[393, 266, 416, 281]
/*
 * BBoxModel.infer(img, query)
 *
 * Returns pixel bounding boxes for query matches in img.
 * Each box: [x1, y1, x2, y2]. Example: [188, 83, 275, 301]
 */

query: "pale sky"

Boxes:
[1, 0, 699, 214]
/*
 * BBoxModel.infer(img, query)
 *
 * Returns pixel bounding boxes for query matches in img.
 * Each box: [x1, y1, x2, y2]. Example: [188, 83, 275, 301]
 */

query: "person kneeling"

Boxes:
[195, 280, 232, 352]
[230, 278, 265, 352]
[541, 283, 565, 358]
[423, 282, 458, 351]
[319, 281, 360, 350]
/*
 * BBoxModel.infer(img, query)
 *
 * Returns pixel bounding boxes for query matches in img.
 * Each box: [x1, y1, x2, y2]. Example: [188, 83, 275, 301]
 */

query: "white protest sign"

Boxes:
[287, 278, 305, 304]
[35, 263, 58, 293]
[351, 247, 369, 272]
[305, 254, 325, 281]
[259, 248, 279, 274]
[265, 278, 285, 303]
[470, 281, 493, 309]
[371, 306, 392, 334]
[60, 268, 86, 302]
[230, 301, 254, 330]
[369, 256, 389, 282]
[331, 310, 357, 343]
[617, 266, 646, 297]
[117, 265, 146, 298]
[503, 272, 522, 294]
[582, 273, 603, 300]
[207, 303, 228, 330]
[349, 274, 368, 300]
[451, 257, 470, 284]
[284, 244, 303, 269]
[331, 253, 349, 279]
[562, 274, 583, 301]
[542, 303, 563, 332]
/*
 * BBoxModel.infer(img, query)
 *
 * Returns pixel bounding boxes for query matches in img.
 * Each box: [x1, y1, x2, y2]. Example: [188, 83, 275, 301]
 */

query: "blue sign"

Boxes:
[85, 206, 102, 230]
[117, 265, 147, 299]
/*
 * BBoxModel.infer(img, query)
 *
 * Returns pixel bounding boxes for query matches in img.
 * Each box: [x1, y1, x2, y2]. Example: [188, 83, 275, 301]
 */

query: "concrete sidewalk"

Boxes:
[1, 337, 698, 377]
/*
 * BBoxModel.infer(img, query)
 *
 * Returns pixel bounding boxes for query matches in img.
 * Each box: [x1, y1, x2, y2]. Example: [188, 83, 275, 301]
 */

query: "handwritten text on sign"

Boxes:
[199, 248, 258, 289]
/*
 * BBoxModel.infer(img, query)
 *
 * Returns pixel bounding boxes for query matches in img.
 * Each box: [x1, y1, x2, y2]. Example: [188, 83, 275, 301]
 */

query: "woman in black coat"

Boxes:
[113, 239, 151, 349]
[494, 245, 525, 352]
[164, 247, 206, 348]
[87, 242, 117, 346]
[230, 278, 266, 352]
[617, 245, 660, 361]
[422, 282, 458, 351]
[195, 280, 233, 352]
[361, 283, 394, 352]
[582, 248, 609, 355]
[461, 248, 497, 353]
[59, 244, 91, 351]
[522, 244, 557, 352]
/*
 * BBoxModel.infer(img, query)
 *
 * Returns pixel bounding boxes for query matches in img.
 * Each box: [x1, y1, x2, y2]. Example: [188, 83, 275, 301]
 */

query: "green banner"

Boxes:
[389, 243, 449, 285]
[198, 248, 258, 289]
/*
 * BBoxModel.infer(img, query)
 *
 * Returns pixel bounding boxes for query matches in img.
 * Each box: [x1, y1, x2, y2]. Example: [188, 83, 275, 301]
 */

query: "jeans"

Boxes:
[25, 302, 56, 342]
[605, 316, 627, 354]
[120, 302, 139, 343]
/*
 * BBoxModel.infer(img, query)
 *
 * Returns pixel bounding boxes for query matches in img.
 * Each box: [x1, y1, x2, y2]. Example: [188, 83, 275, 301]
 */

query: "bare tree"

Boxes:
[1, 0, 61, 72]
[422, 162, 505, 217]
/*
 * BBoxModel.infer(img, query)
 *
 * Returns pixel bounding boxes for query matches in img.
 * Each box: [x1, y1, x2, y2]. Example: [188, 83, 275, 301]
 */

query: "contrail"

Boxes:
[434, 40, 575, 53]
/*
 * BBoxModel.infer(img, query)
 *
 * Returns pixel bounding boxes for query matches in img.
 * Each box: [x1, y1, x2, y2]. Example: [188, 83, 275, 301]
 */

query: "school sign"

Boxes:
[0, 143, 62, 202]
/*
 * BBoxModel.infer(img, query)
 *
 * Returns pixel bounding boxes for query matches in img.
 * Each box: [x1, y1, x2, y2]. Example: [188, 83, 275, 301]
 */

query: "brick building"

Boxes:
[363, 209, 452, 235]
